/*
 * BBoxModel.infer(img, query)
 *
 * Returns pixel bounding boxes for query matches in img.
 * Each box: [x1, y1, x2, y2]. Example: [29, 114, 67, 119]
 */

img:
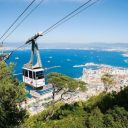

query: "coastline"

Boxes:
[4, 47, 128, 53]
[22, 64, 128, 115]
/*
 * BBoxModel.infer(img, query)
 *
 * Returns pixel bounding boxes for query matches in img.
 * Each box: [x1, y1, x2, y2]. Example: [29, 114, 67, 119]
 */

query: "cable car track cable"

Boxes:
[6, 0, 100, 57]
[0, 0, 37, 42]
[43, 0, 100, 35]
[43, 0, 96, 35]
[2, 0, 45, 43]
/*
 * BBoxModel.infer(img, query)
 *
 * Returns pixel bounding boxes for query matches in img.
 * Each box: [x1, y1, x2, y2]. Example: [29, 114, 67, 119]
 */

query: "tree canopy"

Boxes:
[1, 62, 128, 128]
[101, 73, 114, 92]
[0, 61, 27, 128]
[48, 72, 87, 100]
[20, 86, 128, 128]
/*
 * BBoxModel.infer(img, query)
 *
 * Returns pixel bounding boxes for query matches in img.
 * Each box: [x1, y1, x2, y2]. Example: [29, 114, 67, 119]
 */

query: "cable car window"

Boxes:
[36, 71, 44, 79]
[23, 69, 28, 77]
[33, 72, 36, 79]
[29, 71, 32, 78]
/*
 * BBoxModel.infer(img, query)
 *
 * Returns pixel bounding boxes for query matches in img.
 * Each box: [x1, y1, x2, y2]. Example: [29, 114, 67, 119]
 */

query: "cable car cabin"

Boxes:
[22, 68, 45, 88]
[22, 32, 45, 88]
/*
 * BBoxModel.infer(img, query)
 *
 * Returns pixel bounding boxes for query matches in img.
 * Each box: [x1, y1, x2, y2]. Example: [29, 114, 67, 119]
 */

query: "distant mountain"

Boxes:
[4, 42, 128, 51]
[39, 42, 128, 50]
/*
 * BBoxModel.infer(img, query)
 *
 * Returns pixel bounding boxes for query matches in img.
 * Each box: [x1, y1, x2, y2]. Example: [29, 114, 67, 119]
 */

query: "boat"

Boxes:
[15, 57, 19, 60]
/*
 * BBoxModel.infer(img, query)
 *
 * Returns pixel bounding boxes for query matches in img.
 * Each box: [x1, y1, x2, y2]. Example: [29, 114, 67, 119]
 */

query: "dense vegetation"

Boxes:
[0, 62, 27, 128]
[1, 61, 128, 128]
[20, 86, 128, 128]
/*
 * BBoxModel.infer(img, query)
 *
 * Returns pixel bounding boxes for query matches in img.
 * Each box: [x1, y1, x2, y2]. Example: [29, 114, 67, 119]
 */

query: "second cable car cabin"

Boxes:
[22, 32, 45, 88]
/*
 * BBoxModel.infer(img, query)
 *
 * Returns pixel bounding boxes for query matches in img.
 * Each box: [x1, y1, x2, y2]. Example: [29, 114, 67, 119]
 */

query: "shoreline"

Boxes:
[22, 64, 128, 115]
[2, 47, 128, 53]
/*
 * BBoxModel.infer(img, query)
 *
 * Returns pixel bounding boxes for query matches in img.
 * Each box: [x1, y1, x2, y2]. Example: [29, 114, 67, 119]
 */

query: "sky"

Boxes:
[0, 0, 128, 47]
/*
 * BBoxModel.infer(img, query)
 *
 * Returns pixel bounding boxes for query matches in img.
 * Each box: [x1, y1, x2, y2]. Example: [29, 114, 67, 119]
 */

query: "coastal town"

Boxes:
[81, 65, 128, 91]
[21, 64, 128, 115]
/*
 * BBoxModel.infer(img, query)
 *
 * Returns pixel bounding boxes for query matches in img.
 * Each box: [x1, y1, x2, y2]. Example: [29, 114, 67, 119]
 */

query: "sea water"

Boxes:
[7, 49, 128, 80]
[6, 49, 128, 97]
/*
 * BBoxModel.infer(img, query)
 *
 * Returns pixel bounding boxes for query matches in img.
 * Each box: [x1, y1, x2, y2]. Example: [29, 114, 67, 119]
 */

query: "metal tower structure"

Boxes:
[24, 32, 43, 69]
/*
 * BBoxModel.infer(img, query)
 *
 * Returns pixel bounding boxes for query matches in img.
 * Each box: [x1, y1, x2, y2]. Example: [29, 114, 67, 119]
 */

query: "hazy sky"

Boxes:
[0, 0, 128, 45]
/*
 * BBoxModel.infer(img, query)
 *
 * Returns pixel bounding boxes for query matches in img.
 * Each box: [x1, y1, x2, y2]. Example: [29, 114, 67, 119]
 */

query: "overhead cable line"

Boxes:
[2, 0, 45, 43]
[43, 0, 100, 35]
[43, 0, 97, 35]
[7, 43, 29, 60]
[1, 43, 28, 62]
[0, 0, 37, 42]
[6, 0, 99, 58]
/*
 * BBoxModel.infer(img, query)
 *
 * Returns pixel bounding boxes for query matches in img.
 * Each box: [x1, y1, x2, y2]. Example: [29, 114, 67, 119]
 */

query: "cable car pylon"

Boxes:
[22, 32, 45, 88]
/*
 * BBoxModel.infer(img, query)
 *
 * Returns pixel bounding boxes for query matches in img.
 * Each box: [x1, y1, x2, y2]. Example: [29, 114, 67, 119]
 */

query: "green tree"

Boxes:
[104, 107, 128, 128]
[48, 72, 87, 101]
[0, 61, 27, 128]
[46, 73, 87, 121]
[101, 73, 114, 92]
[85, 107, 104, 128]
[19, 86, 128, 128]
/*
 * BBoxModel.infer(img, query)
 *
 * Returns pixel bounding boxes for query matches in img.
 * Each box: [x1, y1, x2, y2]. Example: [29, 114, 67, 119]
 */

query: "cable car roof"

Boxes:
[23, 67, 44, 72]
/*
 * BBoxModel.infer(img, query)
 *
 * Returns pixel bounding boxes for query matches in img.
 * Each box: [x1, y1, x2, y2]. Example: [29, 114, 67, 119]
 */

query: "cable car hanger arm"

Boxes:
[26, 32, 43, 44]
